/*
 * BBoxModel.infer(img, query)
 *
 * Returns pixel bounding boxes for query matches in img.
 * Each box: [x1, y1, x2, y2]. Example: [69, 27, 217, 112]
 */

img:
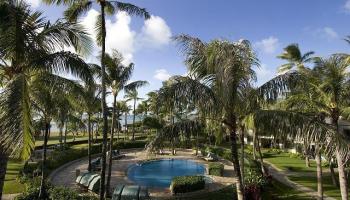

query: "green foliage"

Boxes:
[170, 176, 205, 194]
[208, 162, 224, 176]
[143, 116, 163, 129]
[48, 187, 79, 200]
[16, 177, 52, 200]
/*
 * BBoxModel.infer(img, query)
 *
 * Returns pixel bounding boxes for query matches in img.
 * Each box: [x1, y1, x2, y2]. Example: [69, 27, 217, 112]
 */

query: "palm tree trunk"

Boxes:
[315, 144, 323, 200]
[39, 122, 50, 199]
[304, 139, 310, 168]
[88, 113, 92, 172]
[329, 159, 338, 187]
[240, 125, 245, 187]
[106, 94, 117, 197]
[132, 98, 136, 140]
[124, 112, 128, 140]
[58, 122, 63, 149]
[196, 130, 199, 156]
[99, 2, 108, 199]
[257, 136, 267, 176]
[228, 117, 244, 200]
[252, 131, 257, 160]
[336, 147, 348, 200]
[0, 148, 9, 199]
[64, 118, 68, 147]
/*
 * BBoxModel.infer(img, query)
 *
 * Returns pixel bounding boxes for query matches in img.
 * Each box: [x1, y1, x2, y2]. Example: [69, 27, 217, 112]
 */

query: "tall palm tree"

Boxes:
[120, 100, 130, 139]
[0, 1, 93, 197]
[78, 83, 101, 171]
[277, 43, 315, 73]
[125, 87, 148, 140]
[167, 35, 259, 200]
[313, 55, 350, 200]
[31, 73, 85, 198]
[43, 1, 150, 198]
[103, 51, 147, 195]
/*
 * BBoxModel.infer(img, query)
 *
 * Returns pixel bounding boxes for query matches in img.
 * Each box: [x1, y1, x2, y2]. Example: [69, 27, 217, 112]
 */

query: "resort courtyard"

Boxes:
[1, 0, 350, 200]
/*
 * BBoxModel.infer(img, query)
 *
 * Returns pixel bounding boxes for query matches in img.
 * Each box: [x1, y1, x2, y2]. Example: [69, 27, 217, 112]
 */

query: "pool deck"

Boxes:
[49, 148, 236, 198]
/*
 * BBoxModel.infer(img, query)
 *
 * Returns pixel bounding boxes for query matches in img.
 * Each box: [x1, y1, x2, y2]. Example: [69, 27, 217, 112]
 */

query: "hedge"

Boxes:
[208, 162, 224, 176]
[21, 140, 147, 179]
[170, 176, 205, 194]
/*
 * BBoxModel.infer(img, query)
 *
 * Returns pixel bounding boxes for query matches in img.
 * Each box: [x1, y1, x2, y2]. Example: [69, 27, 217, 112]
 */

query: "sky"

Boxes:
[25, 0, 350, 105]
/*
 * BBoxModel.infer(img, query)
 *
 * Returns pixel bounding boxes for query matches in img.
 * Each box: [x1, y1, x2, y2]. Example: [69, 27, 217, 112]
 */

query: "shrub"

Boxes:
[48, 187, 79, 200]
[170, 176, 205, 194]
[244, 168, 267, 200]
[208, 162, 224, 176]
[205, 146, 224, 156]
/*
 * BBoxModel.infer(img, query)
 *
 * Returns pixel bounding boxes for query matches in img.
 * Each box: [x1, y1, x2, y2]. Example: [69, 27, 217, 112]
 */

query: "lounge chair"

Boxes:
[91, 157, 102, 171]
[204, 152, 219, 162]
[107, 150, 125, 160]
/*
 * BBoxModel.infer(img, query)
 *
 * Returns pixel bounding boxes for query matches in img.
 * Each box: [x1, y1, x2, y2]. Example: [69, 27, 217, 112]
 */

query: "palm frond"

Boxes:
[115, 2, 150, 19]
[0, 74, 34, 159]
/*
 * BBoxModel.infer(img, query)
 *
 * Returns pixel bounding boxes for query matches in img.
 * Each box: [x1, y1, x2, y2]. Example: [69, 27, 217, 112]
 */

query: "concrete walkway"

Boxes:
[2, 193, 20, 200]
[265, 160, 336, 200]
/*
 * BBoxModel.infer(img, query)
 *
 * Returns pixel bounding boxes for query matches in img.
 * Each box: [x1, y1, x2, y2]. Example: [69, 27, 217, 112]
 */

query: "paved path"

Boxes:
[264, 160, 336, 200]
[50, 148, 236, 198]
[2, 193, 20, 200]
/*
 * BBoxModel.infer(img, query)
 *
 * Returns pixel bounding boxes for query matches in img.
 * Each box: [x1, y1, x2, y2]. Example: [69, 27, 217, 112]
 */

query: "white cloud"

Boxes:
[345, 0, 350, 11]
[154, 69, 171, 81]
[139, 15, 172, 47]
[25, 0, 40, 8]
[80, 10, 171, 64]
[254, 64, 276, 86]
[323, 27, 338, 39]
[255, 36, 279, 54]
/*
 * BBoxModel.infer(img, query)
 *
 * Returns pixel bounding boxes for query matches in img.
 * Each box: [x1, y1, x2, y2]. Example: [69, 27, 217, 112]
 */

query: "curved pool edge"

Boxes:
[126, 158, 208, 189]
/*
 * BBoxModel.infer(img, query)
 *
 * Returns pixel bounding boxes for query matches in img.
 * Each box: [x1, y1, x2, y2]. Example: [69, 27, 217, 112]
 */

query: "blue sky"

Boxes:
[27, 0, 350, 104]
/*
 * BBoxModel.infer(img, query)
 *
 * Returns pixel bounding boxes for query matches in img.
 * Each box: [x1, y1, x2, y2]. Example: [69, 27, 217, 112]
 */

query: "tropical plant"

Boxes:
[103, 50, 147, 194]
[125, 84, 148, 140]
[0, 1, 93, 197]
[277, 43, 315, 73]
[165, 35, 259, 200]
[43, 0, 150, 198]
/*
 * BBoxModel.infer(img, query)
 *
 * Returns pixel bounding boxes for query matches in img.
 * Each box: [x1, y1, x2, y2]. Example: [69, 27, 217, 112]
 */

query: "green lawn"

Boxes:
[264, 150, 349, 200]
[289, 175, 348, 200]
[263, 151, 327, 172]
[3, 159, 25, 194]
[262, 179, 313, 200]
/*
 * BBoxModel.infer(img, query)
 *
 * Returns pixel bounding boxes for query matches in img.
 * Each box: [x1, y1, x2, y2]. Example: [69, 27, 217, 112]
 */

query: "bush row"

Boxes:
[170, 176, 205, 194]
[208, 162, 224, 176]
[15, 177, 97, 200]
[20, 140, 147, 181]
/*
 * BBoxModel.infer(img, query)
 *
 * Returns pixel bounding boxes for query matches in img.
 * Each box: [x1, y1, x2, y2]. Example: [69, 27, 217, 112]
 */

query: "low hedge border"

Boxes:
[208, 162, 224, 176]
[170, 175, 205, 194]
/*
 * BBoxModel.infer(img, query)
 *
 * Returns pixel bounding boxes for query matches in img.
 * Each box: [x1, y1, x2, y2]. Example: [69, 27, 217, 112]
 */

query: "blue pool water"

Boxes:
[127, 159, 206, 188]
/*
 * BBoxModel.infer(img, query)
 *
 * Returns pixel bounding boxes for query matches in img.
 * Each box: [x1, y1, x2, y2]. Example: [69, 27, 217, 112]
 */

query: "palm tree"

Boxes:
[103, 51, 147, 195]
[313, 55, 350, 200]
[31, 73, 86, 198]
[277, 43, 315, 73]
[164, 35, 259, 200]
[125, 85, 148, 140]
[78, 83, 101, 171]
[0, 1, 93, 197]
[43, 1, 150, 198]
[120, 101, 130, 139]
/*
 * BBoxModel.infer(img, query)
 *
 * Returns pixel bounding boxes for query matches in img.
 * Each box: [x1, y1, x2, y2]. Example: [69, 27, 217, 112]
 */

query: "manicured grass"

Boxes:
[263, 151, 326, 172]
[289, 175, 349, 200]
[3, 159, 25, 194]
[262, 179, 313, 200]
[264, 150, 349, 199]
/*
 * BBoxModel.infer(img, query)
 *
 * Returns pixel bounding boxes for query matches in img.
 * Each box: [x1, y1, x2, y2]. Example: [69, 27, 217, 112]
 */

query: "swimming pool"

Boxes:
[127, 159, 206, 188]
